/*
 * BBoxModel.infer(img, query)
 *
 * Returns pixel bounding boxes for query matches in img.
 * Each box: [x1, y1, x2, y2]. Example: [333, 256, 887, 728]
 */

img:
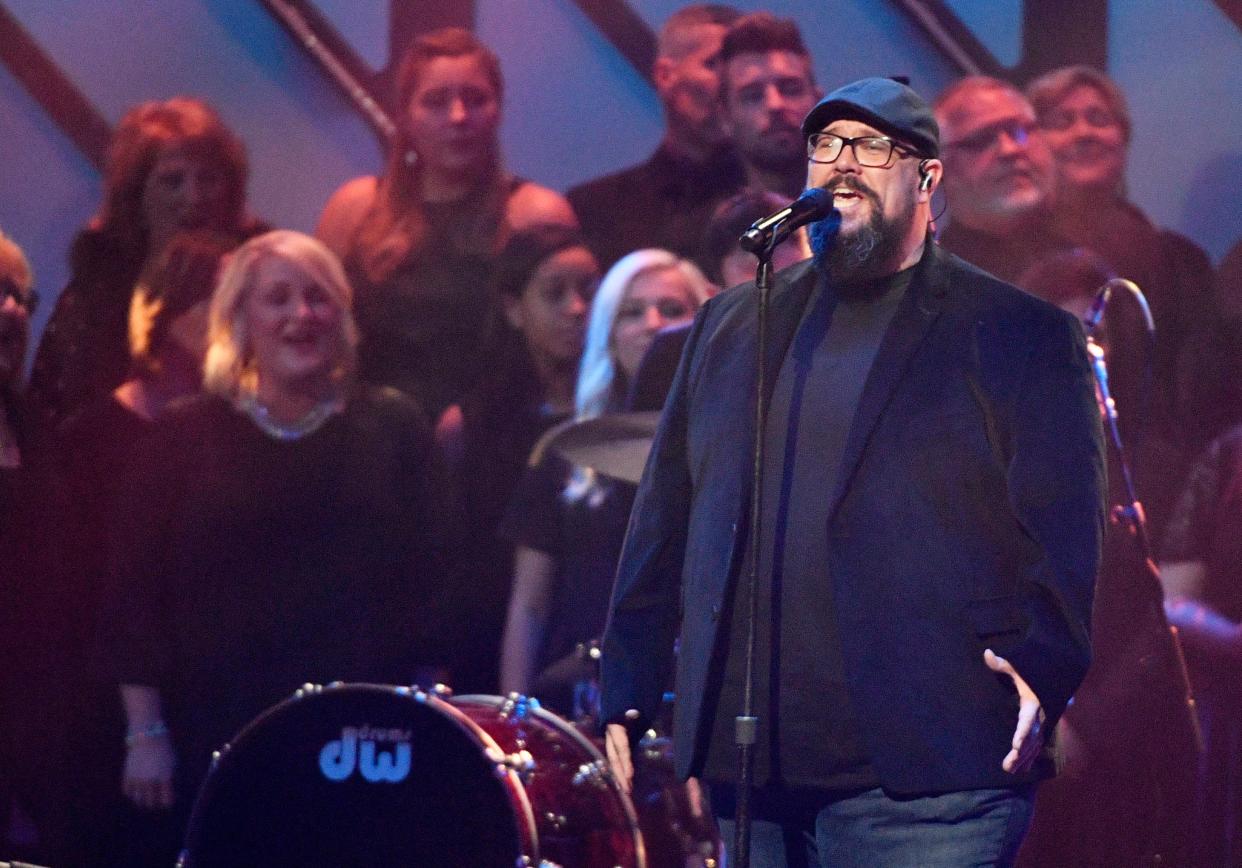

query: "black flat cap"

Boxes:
[801, 76, 939, 157]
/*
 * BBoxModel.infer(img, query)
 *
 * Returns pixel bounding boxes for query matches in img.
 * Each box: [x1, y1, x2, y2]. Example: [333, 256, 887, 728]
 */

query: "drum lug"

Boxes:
[506, 748, 537, 780]
[486, 746, 537, 782]
[572, 759, 610, 790]
[500, 692, 540, 721]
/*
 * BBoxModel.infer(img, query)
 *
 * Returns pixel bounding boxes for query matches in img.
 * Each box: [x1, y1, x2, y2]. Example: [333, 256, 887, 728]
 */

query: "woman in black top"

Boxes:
[105, 231, 457, 845]
[317, 27, 575, 418]
[435, 225, 598, 692]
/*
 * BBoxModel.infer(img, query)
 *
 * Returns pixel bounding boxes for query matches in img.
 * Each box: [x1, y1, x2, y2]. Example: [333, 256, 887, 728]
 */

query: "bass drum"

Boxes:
[178, 683, 644, 868]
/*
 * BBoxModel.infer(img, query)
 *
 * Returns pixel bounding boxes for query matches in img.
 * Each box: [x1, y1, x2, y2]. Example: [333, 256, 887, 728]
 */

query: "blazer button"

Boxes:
[711, 602, 722, 621]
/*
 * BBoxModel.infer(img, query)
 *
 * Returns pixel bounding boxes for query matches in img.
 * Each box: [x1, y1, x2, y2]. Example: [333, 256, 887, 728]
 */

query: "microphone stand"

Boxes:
[732, 232, 778, 868]
[1083, 283, 1197, 754]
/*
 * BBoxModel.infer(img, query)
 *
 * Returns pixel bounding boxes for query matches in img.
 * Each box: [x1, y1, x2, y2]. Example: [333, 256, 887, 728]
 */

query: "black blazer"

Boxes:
[601, 243, 1106, 793]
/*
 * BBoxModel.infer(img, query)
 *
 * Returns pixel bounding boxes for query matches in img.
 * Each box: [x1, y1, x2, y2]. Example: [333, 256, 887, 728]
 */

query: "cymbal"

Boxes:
[538, 411, 660, 484]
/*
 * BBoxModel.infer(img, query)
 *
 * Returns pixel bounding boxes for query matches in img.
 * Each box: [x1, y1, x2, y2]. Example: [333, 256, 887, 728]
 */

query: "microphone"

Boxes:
[1083, 277, 1154, 336]
[738, 188, 836, 254]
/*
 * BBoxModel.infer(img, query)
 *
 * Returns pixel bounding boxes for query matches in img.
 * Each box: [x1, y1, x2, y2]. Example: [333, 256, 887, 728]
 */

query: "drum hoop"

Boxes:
[453, 694, 647, 868]
[181, 683, 540, 866]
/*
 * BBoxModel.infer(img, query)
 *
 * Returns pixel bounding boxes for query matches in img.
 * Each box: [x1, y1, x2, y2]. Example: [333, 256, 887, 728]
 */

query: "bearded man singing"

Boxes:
[600, 77, 1106, 867]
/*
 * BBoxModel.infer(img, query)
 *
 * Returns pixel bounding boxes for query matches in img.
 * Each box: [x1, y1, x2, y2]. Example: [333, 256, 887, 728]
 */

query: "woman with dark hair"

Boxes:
[498, 249, 711, 713]
[103, 231, 457, 856]
[436, 224, 598, 692]
[317, 27, 576, 419]
[27, 97, 265, 434]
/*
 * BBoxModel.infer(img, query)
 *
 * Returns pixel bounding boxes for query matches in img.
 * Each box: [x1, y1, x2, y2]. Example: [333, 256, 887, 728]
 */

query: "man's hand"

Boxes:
[984, 648, 1044, 774]
[604, 722, 634, 794]
[122, 734, 176, 810]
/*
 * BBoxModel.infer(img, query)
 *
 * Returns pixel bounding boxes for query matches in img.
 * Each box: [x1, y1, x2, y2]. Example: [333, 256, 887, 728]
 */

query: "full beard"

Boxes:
[810, 188, 913, 292]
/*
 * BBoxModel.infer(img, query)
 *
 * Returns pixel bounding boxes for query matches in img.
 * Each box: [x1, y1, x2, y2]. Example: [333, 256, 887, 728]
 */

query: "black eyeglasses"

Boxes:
[1, 277, 37, 313]
[806, 133, 918, 168]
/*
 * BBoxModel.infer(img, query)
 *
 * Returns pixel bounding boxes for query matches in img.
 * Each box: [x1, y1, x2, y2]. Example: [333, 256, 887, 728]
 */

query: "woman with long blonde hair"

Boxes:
[498, 249, 711, 711]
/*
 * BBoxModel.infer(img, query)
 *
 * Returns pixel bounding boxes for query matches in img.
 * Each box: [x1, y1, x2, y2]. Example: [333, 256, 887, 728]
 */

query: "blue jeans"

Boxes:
[715, 785, 1035, 868]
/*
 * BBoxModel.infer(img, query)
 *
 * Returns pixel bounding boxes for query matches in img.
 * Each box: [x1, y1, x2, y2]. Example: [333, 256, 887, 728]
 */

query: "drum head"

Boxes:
[181, 684, 525, 867]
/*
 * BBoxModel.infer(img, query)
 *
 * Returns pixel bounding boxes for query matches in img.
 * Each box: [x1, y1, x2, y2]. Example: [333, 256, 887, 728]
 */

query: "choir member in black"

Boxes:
[317, 27, 575, 420]
[435, 225, 599, 692]
[702, 187, 812, 289]
[498, 249, 710, 715]
[1013, 249, 1197, 868]
[14, 231, 233, 867]
[1160, 431, 1242, 867]
[102, 231, 457, 857]
[0, 229, 39, 860]
[1027, 65, 1219, 447]
[627, 188, 811, 415]
[0, 230, 33, 471]
[27, 97, 265, 435]
[933, 77, 1069, 287]
[717, 13, 820, 200]
[568, 4, 743, 273]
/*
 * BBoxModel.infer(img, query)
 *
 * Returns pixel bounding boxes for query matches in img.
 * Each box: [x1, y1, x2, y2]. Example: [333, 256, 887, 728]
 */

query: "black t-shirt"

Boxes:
[500, 452, 635, 713]
[704, 265, 912, 792]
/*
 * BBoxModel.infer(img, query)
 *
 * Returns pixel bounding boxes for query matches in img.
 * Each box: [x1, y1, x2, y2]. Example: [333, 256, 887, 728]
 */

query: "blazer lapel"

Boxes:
[827, 243, 950, 522]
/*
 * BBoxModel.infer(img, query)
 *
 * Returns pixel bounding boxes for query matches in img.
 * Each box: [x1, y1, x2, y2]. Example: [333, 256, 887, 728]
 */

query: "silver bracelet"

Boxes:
[125, 720, 170, 747]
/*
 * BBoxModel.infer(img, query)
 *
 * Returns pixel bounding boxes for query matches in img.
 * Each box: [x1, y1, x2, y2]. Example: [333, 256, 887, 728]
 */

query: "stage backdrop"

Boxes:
[1, 0, 1240, 358]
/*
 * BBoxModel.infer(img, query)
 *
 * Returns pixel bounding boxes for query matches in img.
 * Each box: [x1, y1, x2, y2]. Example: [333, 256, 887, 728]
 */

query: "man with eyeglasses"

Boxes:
[933, 77, 1070, 288]
[601, 76, 1104, 866]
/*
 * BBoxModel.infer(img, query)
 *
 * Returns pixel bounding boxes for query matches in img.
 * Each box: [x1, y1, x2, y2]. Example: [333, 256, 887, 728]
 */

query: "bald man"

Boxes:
[568, 4, 745, 273]
[934, 77, 1070, 287]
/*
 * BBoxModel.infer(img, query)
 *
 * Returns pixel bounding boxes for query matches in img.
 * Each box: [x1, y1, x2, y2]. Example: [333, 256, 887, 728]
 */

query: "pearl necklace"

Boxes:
[239, 393, 344, 441]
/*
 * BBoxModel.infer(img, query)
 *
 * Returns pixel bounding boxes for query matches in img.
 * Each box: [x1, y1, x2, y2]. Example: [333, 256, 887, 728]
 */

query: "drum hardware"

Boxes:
[538, 412, 661, 485]
[501, 691, 541, 721]
[573, 759, 611, 789]
[181, 684, 645, 867]
[499, 747, 538, 781]
[638, 731, 665, 763]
